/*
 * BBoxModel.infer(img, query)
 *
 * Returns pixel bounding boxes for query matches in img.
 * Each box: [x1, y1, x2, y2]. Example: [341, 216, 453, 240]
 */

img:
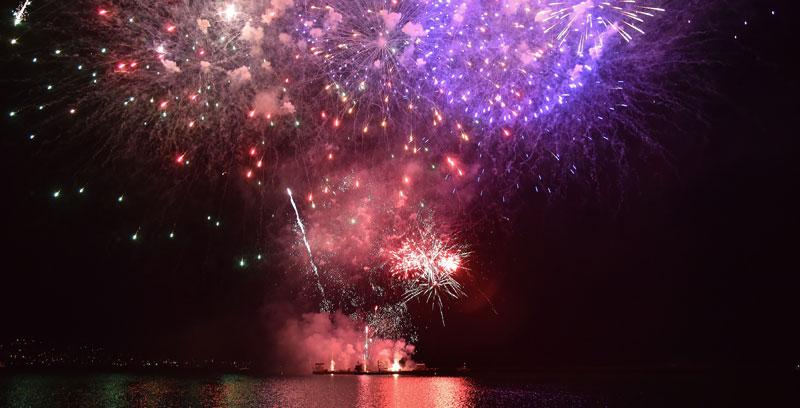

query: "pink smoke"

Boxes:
[276, 311, 414, 373]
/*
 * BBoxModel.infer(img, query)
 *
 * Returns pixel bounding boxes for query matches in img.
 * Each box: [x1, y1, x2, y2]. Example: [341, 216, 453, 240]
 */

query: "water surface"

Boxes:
[0, 372, 599, 407]
[1, 370, 797, 407]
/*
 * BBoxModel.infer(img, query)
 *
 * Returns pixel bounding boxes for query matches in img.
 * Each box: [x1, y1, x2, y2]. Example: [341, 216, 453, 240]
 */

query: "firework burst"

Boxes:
[387, 215, 470, 323]
[298, 0, 432, 109]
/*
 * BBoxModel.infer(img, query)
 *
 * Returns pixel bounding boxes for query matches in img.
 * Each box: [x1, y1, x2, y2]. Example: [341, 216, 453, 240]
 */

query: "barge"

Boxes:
[312, 361, 438, 376]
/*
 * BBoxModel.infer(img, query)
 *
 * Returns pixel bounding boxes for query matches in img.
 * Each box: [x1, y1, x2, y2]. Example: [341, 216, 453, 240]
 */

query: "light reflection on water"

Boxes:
[0, 373, 595, 407]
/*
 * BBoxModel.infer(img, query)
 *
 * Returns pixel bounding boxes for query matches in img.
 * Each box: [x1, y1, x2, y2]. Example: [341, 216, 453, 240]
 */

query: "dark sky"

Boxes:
[0, 2, 796, 369]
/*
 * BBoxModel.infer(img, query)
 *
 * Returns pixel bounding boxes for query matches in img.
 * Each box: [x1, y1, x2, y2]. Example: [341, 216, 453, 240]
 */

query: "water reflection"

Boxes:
[370, 375, 475, 408]
[0, 373, 592, 407]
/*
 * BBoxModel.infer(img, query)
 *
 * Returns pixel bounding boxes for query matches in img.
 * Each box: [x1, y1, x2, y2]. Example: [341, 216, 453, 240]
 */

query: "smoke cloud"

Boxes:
[252, 89, 295, 116]
[241, 22, 264, 44]
[196, 18, 210, 34]
[227, 65, 252, 87]
[324, 9, 343, 31]
[275, 311, 414, 374]
[379, 10, 402, 31]
[161, 59, 181, 74]
[402, 22, 426, 39]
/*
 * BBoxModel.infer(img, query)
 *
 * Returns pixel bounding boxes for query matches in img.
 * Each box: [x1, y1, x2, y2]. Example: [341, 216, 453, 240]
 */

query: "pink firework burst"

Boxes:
[387, 222, 469, 324]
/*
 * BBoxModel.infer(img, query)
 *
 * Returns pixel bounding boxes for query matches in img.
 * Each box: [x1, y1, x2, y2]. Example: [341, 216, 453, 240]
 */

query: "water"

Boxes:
[0, 370, 797, 407]
[0, 372, 601, 407]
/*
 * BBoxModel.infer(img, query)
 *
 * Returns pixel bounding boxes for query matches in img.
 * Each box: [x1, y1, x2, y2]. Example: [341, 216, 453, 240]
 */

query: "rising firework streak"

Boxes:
[288, 188, 326, 301]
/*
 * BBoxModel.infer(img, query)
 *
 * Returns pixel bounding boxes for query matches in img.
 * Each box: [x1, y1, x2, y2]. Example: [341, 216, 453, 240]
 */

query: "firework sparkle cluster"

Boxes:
[387, 217, 469, 323]
[6, 0, 693, 347]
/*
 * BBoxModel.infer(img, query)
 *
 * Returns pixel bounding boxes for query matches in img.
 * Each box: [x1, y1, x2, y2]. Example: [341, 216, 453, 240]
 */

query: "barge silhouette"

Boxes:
[312, 361, 440, 376]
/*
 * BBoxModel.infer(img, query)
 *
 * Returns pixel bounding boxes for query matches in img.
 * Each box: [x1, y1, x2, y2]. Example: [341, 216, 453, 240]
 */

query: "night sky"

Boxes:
[0, 1, 797, 371]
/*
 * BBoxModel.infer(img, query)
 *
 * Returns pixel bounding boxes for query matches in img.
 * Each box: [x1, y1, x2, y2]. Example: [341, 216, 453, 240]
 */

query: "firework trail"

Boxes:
[288, 187, 326, 301]
[13, 0, 31, 26]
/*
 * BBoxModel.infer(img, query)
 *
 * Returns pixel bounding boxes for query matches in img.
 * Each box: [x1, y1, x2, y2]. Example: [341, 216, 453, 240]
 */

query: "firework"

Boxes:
[8, 0, 330, 182]
[414, 1, 665, 125]
[297, 0, 441, 114]
[13, 0, 31, 26]
[288, 188, 326, 301]
[6, 0, 698, 339]
[361, 303, 418, 343]
[8, 0, 674, 199]
[387, 215, 470, 324]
